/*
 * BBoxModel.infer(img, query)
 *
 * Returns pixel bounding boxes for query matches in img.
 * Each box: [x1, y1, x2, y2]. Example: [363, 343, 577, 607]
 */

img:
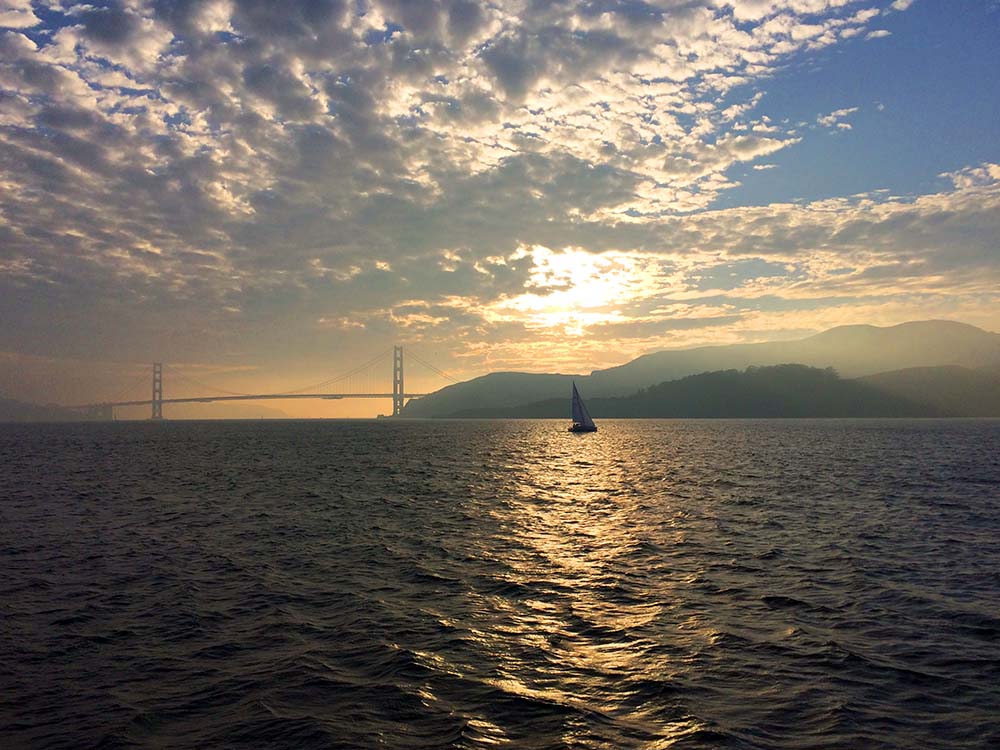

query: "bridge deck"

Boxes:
[72, 393, 428, 409]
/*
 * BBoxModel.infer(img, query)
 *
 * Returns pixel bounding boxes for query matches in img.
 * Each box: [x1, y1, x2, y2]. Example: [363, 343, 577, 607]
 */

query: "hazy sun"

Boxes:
[487, 246, 664, 335]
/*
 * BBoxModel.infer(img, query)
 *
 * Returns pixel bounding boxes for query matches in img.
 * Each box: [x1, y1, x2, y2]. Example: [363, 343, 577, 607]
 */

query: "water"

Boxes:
[1, 419, 998, 749]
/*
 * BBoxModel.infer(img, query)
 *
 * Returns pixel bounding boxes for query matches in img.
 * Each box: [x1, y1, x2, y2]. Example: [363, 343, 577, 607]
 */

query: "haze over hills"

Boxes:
[588, 320, 1000, 394]
[859, 366, 1000, 418]
[0, 398, 91, 423]
[450, 365, 939, 419]
[111, 403, 290, 421]
[402, 321, 1000, 418]
[0, 397, 290, 422]
[6, 321, 999, 422]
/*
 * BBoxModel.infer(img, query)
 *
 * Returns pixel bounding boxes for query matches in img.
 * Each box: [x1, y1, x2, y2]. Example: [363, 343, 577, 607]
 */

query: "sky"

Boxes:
[0, 0, 998, 416]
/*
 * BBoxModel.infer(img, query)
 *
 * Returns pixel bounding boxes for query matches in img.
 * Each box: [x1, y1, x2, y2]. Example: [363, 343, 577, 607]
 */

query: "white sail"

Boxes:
[571, 382, 596, 429]
[572, 382, 586, 422]
[579, 395, 595, 429]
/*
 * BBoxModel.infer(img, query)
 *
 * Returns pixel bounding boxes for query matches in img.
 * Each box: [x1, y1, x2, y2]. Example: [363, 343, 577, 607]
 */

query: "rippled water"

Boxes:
[1, 419, 999, 749]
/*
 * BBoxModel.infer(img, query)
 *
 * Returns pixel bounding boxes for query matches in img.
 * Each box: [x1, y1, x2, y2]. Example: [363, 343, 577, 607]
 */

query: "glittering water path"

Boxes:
[2, 419, 998, 749]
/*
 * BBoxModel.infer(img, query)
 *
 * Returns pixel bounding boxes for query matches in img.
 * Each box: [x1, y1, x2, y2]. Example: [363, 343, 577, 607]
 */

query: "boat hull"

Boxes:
[568, 424, 598, 433]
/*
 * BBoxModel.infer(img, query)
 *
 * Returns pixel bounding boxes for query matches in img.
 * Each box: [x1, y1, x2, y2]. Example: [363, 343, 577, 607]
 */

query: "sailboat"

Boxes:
[568, 382, 597, 433]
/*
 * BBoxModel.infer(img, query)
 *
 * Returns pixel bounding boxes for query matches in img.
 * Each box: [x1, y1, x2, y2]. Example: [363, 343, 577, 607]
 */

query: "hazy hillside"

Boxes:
[113, 403, 290, 420]
[859, 366, 1000, 417]
[403, 320, 1000, 418]
[401, 372, 578, 418]
[448, 365, 936, 419]
[0, 398, 290, 422]
[588, 320, 1000, 395]
[0, 398, 93, 422]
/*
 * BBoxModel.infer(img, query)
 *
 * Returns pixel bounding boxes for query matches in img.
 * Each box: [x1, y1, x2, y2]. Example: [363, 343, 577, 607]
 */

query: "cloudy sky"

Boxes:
[1, 0, 998, 415]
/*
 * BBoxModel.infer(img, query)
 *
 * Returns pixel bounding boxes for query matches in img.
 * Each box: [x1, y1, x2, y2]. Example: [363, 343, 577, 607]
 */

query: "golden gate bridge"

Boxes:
[69, 346, 456, 420]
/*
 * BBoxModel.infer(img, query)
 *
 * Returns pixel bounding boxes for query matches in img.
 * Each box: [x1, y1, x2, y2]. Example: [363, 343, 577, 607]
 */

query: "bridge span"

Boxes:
[71, 346, 449, 420]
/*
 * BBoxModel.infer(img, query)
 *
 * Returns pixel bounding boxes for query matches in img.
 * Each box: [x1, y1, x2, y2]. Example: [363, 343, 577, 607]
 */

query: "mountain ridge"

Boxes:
[444, 364, 1000, 419]
[858, 365, 1000, 418]
[447, 365, 939, 419]
[0, 397, 291, 422]
[402, 320, 1000, 418]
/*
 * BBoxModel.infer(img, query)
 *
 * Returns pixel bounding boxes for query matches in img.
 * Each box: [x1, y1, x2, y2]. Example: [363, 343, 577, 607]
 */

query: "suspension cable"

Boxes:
[162, 348, 394, 397]
[101, 371, 151, 403]
[406, 350, 461, 383]
[163, 364, 252, 396]
[272, 349, 392, 394]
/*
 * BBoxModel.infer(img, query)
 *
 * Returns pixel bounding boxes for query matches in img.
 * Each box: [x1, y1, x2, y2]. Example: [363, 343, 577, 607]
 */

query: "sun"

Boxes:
[486, 245, 664, 336]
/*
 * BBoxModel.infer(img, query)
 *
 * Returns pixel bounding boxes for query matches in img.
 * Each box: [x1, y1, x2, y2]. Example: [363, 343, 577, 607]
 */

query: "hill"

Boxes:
[402, 320, 1000, 417]
[588, 320, 1000, 395]
[447, 365, 937, 419]
[0, 397, 291, 422]
[112, 403, 290, 420]
[859, 366, 1000, 417]
[0, 398, 94, 422]
[402, 371, 579, 418]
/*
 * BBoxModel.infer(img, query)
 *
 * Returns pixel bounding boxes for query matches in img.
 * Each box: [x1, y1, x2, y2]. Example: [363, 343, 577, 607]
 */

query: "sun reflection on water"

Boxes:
[464, 422, 709, 746]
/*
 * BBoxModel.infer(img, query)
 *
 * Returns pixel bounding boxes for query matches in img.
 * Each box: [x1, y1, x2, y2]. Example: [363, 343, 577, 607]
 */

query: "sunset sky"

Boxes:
[1, 0, 998, 415]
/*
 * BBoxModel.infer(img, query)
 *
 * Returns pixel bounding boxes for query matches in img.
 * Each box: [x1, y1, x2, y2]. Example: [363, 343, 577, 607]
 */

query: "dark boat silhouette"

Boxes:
[568, 382, 597, 432]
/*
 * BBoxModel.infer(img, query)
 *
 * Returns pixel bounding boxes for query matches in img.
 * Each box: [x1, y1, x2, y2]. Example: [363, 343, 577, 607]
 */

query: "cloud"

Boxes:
[866, 29, 892, 39]
[279, 166, 1000, 369]
[817, 106, 859, 128]
[942, 162, 1000, 189]
[0, 0, 993, 389]
[0, 0, 39, 29]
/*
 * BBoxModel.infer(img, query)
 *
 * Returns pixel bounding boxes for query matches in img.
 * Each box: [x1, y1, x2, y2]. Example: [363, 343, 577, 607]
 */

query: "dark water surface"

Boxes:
[1, 419, 999, 749]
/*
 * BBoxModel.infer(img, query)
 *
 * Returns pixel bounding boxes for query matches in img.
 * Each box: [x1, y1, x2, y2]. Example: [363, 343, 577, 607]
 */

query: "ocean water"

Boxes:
[1, 419, 998, 749]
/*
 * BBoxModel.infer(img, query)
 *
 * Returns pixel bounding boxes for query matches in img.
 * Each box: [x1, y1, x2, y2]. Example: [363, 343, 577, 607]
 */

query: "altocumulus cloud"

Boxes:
[0, 0, 998, 383]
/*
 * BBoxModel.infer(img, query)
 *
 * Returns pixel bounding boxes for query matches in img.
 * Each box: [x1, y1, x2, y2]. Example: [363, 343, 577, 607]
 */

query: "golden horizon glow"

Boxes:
[485, 246, 670, 337]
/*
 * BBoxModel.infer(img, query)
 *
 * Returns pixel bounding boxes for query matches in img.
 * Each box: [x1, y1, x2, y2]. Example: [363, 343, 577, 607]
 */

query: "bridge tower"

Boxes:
[392, 345, 404, 417]
[151, 362, 163, 420]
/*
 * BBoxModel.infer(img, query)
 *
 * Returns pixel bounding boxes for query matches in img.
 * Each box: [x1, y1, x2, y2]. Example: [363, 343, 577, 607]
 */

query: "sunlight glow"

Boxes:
[486, 246, 666, 336]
